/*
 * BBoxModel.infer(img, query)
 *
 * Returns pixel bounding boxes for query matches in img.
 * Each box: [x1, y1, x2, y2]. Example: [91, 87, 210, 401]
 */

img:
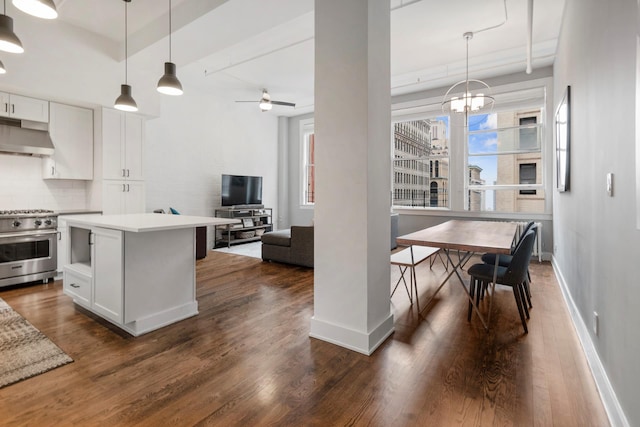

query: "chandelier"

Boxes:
[442, 32, 494, 116]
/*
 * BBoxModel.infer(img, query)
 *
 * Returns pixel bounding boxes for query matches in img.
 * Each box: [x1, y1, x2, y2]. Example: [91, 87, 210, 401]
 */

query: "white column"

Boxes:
[310, 0, 393, 355]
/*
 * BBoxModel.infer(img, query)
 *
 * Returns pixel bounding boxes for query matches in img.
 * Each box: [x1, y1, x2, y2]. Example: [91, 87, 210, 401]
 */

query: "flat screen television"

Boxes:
[221, 174, 263, 206]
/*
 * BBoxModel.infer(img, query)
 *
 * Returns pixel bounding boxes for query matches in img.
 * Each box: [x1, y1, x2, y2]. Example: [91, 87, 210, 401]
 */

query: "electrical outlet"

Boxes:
[593, 311, 599, 336]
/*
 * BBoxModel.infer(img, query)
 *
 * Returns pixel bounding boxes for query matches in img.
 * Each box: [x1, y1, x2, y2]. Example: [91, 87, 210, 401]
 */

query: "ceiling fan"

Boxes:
[236, 89, 296, 112]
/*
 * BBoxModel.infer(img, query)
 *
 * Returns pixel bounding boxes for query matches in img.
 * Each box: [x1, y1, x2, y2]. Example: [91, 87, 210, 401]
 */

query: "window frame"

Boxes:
[390, 77, 553, 220]
[466, 110, 544, 212]
[299, 118, 315, 208]
[391, 116, 451, 209]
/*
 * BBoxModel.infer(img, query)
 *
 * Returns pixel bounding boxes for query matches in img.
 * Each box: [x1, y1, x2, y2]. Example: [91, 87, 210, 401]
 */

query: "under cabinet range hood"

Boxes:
[0, 117, 54, 157]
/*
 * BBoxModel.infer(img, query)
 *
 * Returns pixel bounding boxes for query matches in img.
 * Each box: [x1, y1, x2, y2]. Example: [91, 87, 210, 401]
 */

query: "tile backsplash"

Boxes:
[0, 155, 88, 210]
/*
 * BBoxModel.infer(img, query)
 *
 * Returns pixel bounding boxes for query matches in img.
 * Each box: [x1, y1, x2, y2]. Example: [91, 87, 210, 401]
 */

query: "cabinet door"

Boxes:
[92, 227, 123, 323]
[102, 181, 127, 215]
[0, 92, 9, 118]
[57, 222, 68, 274]
[102, 108, 125, 180]
[124, 114, 144, 180]
[9, 94, 49, 122]
[103, 180, 145, 215]
[44, 103, 94, 180]
[125, 181, 145, 214]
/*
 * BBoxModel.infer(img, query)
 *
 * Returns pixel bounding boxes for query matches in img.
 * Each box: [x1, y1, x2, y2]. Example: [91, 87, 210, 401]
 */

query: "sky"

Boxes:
[468, 113, 498, 210]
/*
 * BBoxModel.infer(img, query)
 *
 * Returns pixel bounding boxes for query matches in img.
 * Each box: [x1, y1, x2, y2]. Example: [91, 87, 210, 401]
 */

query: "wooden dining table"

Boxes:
[396, 219, 518, 329]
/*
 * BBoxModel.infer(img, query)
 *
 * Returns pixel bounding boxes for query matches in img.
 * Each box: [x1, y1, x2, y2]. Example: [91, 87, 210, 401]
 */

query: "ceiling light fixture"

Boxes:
[0, 0, 23, 54]
[258, 90, 272, 112]
[157, 0, 182, 96]
[114, 0, 137, 112]
[12, 0, 57, 19]
[442, 32, 494, 121]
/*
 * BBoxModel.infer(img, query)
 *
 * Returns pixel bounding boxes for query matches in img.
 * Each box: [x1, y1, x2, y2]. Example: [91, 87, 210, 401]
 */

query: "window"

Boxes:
[466, 109, 544, 212]
[519, 163, 536, 195]
[392, 117, 450, 208]
[301, 120, 315, 206]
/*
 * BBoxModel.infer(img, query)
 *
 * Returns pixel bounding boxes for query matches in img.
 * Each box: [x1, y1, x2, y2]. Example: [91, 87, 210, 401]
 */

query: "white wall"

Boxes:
[553, 0, 638, 425]
[145, 89, 279, 249]
[0, 155, 87, 210]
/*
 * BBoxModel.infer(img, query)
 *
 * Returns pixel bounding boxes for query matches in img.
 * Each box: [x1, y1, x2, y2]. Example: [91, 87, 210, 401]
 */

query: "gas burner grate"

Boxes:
[0, 209, 55, 216]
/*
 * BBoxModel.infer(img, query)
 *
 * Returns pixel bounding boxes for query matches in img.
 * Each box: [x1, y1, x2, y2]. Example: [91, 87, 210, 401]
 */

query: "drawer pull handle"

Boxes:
[70, 283, 80, 288]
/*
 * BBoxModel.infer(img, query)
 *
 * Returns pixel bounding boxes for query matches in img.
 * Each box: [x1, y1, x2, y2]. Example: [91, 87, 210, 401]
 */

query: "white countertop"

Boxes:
[62, 213, 240, 233]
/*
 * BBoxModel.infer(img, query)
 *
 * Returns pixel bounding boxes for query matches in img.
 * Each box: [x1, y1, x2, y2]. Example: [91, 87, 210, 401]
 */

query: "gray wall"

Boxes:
[553, 0, 639, 425]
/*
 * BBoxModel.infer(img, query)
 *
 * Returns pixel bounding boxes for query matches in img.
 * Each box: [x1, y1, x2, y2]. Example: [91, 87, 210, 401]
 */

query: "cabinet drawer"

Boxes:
[63, 268, 91, 307]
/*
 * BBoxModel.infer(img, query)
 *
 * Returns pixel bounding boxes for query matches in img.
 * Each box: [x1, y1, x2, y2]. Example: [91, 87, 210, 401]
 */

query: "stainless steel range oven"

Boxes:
[0, 209, 58, 288]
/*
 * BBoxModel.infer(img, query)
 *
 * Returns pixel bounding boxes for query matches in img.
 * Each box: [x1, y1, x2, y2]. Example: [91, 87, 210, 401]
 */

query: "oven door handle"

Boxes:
[0, 230, 58, 239]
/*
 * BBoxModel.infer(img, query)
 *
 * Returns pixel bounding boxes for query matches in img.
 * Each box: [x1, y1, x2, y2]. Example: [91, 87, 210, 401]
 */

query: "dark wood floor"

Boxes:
[0, 251, 609, 426]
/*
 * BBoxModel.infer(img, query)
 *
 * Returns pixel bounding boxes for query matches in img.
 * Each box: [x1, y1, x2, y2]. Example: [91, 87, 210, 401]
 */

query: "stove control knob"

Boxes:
[35, 220, 43, 226]
[44, 219, 52, 226]
[12, 220, 21, 227]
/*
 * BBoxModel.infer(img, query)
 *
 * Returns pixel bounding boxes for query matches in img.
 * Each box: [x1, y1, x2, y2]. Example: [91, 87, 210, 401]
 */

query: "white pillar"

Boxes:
[310, 0, 393, 355]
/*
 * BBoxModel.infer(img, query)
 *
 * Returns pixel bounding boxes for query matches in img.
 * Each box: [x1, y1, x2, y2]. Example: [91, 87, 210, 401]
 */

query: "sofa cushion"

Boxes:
[261, 229, 291, 247]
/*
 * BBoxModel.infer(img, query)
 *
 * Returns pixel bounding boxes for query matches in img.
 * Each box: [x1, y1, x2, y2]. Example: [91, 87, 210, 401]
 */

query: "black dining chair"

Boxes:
[481, 222, 537, 308]
[467, 229, 537, 333]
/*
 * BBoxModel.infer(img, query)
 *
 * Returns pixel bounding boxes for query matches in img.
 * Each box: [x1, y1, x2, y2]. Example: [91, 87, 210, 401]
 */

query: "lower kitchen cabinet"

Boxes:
[61, 216, 214, 336]
[91, 227, 123, 323]
[63, 265, 91, 308]
[63, 226, 123, 324]
[102, 180, 145, 215]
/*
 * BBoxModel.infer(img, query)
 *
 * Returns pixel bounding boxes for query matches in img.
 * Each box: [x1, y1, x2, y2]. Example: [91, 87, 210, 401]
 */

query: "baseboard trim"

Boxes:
[309, 314, 394, 356]
[551, 257, 630, 427]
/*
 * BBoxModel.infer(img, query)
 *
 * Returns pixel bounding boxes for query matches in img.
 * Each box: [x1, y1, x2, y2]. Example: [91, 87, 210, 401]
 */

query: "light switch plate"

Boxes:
[606, 173, 613, 196]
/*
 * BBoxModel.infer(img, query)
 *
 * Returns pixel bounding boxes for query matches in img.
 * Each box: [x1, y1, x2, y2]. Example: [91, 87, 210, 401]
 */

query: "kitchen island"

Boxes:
[62, 213, 240, 336]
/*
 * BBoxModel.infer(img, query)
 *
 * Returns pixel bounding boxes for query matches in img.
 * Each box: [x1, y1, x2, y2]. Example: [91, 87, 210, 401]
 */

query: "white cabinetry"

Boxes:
[92, 227, 123, 323]
[0, 92, 49, 122]
[60, 214, 226, 336]
[56, 218, 68, 277]
[101, 108, 145, 214]
[42, 102, 94, 180]
[102, 108, 144, 181]
[63, 266, 92, 307]
[63, 225, 123, 324]
[102, 180, 145, 215]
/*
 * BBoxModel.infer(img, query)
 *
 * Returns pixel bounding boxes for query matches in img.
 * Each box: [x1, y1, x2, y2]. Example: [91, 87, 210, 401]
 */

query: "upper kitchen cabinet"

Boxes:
[43, 103, 94, 180]
[0, 92, 49, 123]
[102, 108, 144, 181]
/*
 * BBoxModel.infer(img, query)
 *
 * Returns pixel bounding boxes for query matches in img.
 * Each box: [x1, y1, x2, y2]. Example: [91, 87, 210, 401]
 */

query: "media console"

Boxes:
[214, 206, 273, 248]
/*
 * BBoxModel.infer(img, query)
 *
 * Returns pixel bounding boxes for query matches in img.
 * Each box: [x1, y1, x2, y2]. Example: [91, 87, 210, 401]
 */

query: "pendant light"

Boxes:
[157, 0, 182, 95]
[0, 0, 24, 54]
[114, 0, 137, 112]
[12, 0, 57, 19]
[441, 32, 494, 125]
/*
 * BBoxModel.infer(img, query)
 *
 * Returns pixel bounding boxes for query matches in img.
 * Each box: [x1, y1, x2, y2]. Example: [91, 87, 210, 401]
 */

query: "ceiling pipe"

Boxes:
[526, 0, 533, 74]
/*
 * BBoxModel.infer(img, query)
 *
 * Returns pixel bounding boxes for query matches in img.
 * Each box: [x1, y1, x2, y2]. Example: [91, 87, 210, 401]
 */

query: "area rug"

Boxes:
[0, 297, 72, 389]
[212, 241, 262, 259]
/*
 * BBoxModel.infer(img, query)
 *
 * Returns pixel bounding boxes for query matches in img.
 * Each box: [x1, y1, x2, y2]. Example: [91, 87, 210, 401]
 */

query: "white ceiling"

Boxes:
[51, 0, 565, 116]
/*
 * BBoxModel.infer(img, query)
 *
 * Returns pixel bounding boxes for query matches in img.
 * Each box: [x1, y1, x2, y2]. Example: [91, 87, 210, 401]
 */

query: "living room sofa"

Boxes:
[261, 225, 314, 268]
